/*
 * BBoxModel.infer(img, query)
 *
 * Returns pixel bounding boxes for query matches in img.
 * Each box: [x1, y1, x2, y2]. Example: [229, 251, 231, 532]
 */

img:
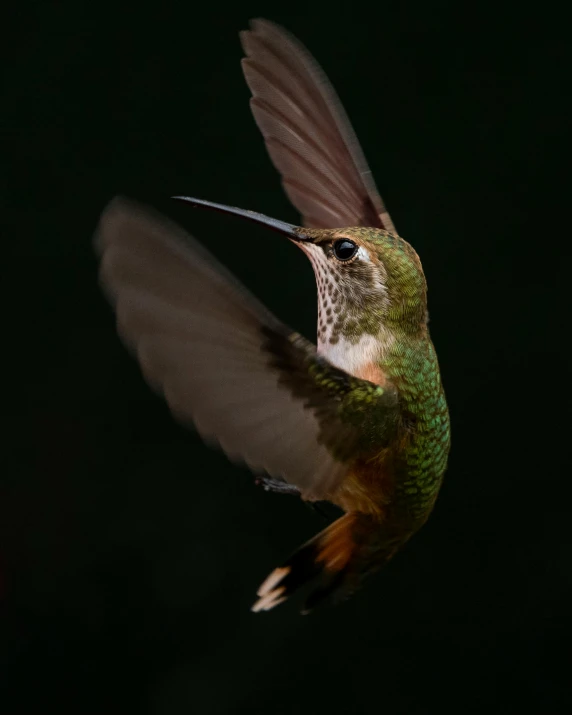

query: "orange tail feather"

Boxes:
[252, 512, 398, 613]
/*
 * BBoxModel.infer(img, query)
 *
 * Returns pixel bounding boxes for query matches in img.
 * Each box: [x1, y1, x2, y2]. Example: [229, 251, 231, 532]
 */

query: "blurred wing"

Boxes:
[95, 198, 398, 501]
[240, 19, 396, 233]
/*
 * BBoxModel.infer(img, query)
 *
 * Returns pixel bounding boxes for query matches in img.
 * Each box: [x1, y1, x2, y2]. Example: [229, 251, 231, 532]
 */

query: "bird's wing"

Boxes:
[240, 19, 396, 233]
[95, 198, 399, 501]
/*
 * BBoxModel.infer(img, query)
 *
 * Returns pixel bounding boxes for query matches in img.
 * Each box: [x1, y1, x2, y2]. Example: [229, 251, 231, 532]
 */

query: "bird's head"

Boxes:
[174, 197, 428, 342]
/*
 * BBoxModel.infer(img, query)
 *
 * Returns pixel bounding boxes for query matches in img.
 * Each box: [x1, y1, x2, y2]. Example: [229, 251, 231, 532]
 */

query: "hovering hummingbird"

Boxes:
[95, 19, 450, 613]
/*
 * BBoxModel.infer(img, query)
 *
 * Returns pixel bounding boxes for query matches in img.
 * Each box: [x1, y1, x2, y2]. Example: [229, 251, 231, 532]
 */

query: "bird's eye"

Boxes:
[333, 239, 358, 261]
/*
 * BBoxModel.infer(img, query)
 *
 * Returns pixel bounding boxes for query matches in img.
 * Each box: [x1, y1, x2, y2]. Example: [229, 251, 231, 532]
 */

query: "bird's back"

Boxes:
[385, 334, 450, 525]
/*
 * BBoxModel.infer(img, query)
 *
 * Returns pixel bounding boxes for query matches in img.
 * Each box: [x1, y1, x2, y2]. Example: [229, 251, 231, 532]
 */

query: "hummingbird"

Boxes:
[95, 19, 450, 613]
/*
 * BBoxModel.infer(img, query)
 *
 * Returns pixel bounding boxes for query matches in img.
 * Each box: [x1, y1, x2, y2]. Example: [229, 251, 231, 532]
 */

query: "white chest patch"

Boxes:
[318, 332, 378, 374]
[317, 331, 394, 384]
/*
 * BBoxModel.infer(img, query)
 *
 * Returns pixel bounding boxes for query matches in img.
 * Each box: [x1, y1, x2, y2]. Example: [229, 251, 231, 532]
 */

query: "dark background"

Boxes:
[2, 1, 571, 713]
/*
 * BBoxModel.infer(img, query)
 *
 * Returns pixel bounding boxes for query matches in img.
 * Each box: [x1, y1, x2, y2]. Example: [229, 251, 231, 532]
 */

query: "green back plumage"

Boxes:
[385, 334, 450, 523]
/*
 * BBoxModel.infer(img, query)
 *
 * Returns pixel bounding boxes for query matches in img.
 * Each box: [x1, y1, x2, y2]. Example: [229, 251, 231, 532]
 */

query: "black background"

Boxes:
[2, 2, 571, 713]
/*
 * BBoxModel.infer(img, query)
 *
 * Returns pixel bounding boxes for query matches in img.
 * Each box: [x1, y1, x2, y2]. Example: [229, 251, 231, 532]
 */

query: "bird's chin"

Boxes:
[291, 239, 318, 258]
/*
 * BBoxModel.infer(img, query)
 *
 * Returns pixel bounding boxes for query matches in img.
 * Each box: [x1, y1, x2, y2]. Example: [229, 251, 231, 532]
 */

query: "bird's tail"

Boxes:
[252, 512, 404, 613]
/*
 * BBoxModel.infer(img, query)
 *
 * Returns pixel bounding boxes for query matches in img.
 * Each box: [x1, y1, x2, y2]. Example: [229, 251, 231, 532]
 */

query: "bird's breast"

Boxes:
[318, 331, 393, 387]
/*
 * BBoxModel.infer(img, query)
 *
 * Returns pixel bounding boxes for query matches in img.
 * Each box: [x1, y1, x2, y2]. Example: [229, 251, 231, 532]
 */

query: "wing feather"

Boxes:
[95, 198, 398, 500]
[240, 19, 396, 232]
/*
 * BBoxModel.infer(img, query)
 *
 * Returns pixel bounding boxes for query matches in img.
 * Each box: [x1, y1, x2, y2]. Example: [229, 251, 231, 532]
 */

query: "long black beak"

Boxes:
[172, 196, 311, 242]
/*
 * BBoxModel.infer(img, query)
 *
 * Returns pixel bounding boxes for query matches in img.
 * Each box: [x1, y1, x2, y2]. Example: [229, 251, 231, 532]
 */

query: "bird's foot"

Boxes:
[255, 476, 300, 496]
